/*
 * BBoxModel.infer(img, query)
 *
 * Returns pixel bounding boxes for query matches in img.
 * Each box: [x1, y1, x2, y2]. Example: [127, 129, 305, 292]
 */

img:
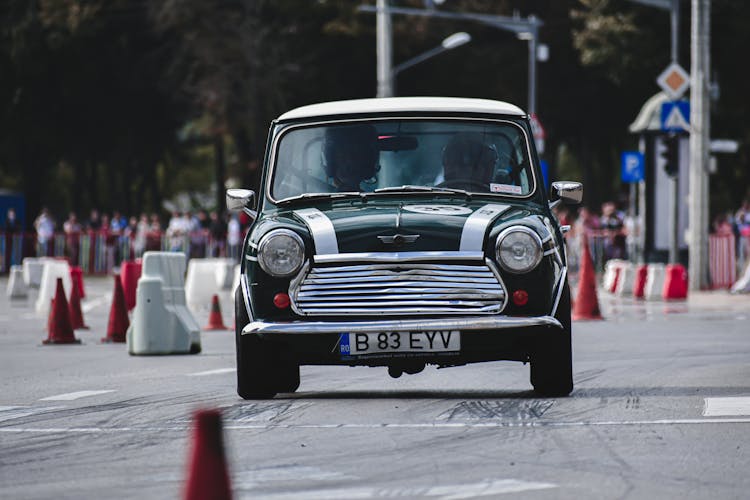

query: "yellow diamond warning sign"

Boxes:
[657, 63, 690, 100]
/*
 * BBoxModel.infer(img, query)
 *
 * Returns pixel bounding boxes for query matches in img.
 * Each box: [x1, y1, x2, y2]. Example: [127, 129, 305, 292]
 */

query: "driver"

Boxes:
[322, 124, 379, 191]
[441, 133, 499, 190]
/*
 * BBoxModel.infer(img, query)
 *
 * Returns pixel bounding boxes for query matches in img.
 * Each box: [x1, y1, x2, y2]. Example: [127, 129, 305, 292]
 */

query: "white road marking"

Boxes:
[82, 293, 112, 314]
[3, 417, 750, 434]
[187, 368, 236, 377]
[703, 397, 750, 416]
[39, 390, 115, 401]
[251, 479, 555, 499]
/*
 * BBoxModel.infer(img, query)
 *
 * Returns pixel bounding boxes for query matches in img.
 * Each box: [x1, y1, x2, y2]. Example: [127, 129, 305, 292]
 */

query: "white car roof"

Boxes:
[277, 97, 526, 121]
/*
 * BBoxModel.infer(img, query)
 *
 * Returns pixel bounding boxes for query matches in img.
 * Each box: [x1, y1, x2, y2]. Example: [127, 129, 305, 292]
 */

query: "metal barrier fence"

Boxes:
[3, 229, 750, 284]
[564, 230, 750, 289]
[709, 234, 735, 289]
[564, 230, 620, 277]
[1, 231, 244, 274]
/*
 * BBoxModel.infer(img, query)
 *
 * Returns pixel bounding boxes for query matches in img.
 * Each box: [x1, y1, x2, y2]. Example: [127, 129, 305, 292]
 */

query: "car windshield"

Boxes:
[270, 119, 535, 201]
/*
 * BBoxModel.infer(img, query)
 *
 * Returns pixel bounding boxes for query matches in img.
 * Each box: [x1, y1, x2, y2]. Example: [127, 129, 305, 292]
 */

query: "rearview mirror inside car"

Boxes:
[377, 135, 418, 152]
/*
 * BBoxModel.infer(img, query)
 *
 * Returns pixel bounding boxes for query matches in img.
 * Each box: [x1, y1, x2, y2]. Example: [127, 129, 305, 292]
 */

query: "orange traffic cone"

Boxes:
[204, 295, 229, 331]
[120, 260, 142, 311]
[68, 278, 89, 330]
[184, 409, 232, 500]
[572, 234, 603, 320]
[43, 278, 81, 344]
[102, 274, 130, 343]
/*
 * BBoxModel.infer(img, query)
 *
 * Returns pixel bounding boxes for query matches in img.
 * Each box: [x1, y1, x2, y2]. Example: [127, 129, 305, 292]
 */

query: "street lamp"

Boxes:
[363, 4, 543, 111]
[390, 32, 472, 95]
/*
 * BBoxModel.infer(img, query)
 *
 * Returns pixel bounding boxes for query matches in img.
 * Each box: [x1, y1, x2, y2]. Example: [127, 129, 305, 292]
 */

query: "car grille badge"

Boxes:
[377, 234, 420, 247]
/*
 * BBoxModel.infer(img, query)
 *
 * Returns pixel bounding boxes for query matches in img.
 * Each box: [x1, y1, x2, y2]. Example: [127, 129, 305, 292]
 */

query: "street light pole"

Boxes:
[516, 18, 539, 116]
[390, 32, 471, 95]
[376, 0, 394, 98]
[688, 0, 710, 290]
[670, 0, 680, 63]
[361, 5, 542, 113]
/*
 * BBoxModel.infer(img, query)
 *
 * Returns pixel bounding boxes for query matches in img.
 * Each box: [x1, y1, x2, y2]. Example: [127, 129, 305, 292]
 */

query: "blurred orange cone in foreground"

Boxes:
[572, 234, 603, 321]
[102, 274, 129, 343]
[184, 409, 232, 500]
[204, 295, 229, 331]
[68, 278, 89, 330]
[43, 278, 81, 344]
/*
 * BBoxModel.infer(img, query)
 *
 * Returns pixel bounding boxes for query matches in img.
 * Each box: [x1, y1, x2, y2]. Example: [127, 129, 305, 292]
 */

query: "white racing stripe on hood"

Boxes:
[294, 208, 339, 255]
[459, 204, 511, 252]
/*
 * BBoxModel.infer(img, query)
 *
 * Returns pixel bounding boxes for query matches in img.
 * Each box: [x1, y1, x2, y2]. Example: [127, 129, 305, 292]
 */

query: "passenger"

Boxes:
[441, 133, 499, 190]
[321, 124, 379, 191]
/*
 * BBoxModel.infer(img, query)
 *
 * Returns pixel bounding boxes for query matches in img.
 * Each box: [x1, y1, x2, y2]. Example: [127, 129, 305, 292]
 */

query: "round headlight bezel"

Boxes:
[495, 226, 543, 274]
[257, 229, 305, 278]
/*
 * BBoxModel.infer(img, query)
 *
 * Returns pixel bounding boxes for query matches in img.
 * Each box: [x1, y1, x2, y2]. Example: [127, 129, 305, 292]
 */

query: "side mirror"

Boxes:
[550, 181, 583, 207]
[226, 189, 257, 219]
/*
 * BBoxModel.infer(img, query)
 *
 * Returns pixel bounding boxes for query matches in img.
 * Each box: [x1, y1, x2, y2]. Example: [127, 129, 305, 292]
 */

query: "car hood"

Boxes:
[261, 199, 542, 255]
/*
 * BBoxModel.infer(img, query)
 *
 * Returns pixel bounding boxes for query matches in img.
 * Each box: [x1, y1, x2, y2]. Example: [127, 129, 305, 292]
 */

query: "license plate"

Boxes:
[339, 331, 460, 357]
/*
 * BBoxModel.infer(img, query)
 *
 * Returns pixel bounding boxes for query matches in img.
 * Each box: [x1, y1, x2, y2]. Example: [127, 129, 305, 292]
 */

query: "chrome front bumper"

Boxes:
[242, 315, 562, 336]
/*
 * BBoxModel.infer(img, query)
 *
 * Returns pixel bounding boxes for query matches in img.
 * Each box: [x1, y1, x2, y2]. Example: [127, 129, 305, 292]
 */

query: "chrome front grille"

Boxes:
[290, 252, 507, 316]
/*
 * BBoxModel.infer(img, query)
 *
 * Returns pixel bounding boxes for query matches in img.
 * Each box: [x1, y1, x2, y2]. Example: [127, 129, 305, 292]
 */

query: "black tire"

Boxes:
[530, 281, 573, 397]
[235, 287, 300, 399]
[276, 353, 301, 394]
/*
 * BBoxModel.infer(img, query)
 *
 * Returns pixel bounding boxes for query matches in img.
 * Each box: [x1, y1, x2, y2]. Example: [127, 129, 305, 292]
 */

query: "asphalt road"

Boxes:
[1, 276, 749, 499]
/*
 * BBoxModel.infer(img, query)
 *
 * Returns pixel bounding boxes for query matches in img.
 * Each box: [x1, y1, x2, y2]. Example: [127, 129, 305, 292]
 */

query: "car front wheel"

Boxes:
[235, 287, 300, 399]
[530, 281, 573, 396]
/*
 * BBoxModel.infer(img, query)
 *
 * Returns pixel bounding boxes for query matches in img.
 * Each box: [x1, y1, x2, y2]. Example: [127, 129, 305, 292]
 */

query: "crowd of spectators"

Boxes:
[554, 201, 629, 267]
[8, 197, 750, 273]
[556, 198, 750, 273]
[9, 207, 250, 269]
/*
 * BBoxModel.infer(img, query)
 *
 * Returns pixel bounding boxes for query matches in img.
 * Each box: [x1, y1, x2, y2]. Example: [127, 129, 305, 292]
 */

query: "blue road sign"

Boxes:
[621, 151, 644, 183]
[661, 101, 690, 132]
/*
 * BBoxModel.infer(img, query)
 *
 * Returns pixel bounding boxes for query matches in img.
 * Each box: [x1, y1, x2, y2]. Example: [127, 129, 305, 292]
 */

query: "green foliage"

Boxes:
[1, 0, 748, 224]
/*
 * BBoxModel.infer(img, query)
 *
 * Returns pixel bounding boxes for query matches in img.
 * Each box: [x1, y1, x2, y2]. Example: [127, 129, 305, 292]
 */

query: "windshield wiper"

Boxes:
[277, 192, 366, 205]
[373, 185, 472, 199]
[374, 185, 434, 193]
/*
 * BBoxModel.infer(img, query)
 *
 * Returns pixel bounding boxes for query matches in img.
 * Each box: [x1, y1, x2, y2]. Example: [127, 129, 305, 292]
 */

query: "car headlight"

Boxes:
[495, 226, 543, 274]
[257, 229, 305, 277]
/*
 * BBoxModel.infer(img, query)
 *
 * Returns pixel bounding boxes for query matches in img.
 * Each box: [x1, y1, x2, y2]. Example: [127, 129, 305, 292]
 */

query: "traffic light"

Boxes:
[660, 135, 679, 177]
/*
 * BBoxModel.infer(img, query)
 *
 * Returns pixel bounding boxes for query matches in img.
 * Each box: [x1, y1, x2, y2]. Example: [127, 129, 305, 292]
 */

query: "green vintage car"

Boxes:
[227, 97, 582, 399]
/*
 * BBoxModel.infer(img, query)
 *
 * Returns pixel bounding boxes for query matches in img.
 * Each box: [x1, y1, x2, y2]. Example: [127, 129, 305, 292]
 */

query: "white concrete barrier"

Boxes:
[602, 259, 626, 294]
[23, 257, 54, 288]
[6, 265, 28, 299]
[127, 251, 201, 355]
[645, 264, 666, 301]
[614, 262, 635, 296]
[185, 258, 233, 312]
[731, 260, 750, 293]
[214, 258, 236, 290]
[34, 260, 72, 316]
